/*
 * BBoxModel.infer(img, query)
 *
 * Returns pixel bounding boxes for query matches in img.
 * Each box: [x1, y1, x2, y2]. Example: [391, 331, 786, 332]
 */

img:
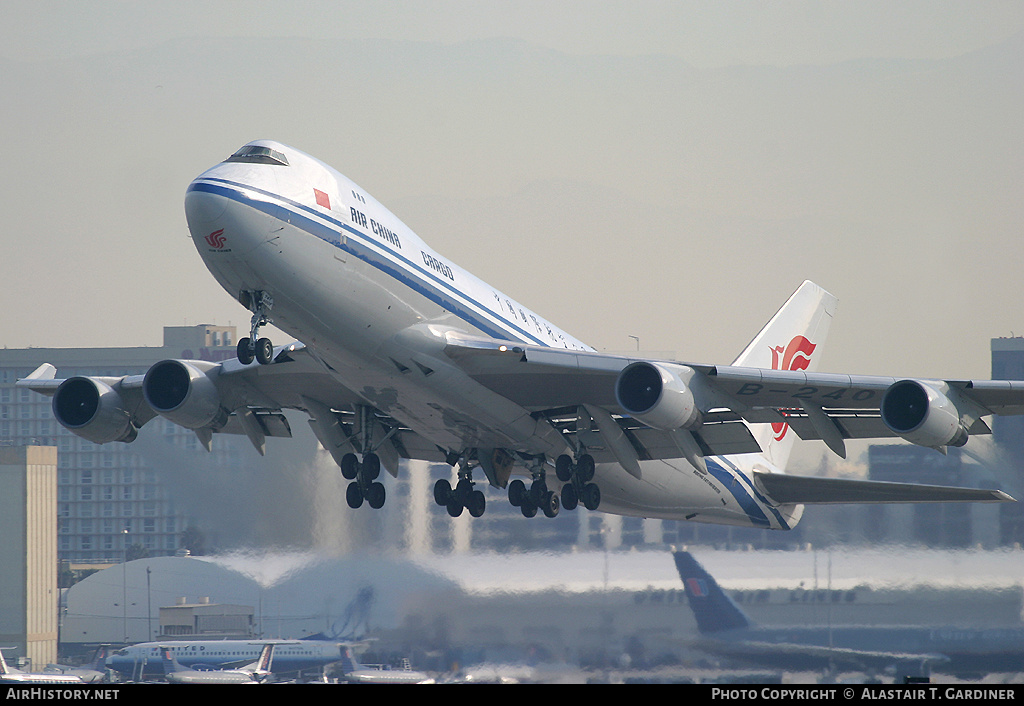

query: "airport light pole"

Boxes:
[121, 527, 128, 644]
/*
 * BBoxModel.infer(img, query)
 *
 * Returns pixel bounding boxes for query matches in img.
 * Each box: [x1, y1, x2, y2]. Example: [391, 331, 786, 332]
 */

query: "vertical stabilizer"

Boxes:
[255, 643, 275, 673]
[339, 646, 360, 674]
[674, 551, 752, 634]
[159, 646, 184, 675]
[731, 280, 837, 470]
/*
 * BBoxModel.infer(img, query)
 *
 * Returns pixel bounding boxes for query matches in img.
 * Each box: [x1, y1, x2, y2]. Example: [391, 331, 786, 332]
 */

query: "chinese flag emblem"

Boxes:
[314, 188, 331, 209]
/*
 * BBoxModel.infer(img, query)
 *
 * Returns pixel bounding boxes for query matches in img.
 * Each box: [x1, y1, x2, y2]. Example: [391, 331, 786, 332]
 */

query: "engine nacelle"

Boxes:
[143, 360, 224, 430]
[880, 379, 969, 448]
[615, 362, 702, 431]
[52, 377, 136, 444]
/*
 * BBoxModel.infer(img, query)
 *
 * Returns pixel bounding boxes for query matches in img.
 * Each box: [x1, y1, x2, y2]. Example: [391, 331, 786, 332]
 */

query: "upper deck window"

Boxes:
[225, 145, 290, 166]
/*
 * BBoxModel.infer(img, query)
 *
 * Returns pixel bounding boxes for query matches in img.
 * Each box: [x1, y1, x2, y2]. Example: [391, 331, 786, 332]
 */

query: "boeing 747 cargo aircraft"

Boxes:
[19, 141, 1018, 530]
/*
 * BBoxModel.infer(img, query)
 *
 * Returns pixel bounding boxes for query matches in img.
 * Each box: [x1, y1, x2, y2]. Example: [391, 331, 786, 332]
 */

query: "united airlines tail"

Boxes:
[673, 551, 752, 635]
[159, 647, 185, 675]
[731, 280, 837, 471]
[339, 646, 360, 674]
[255, 644, 274, 673]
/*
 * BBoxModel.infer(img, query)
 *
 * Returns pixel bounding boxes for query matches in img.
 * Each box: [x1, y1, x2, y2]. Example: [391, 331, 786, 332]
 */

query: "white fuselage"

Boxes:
[107, 639, 341, 677]
[183, 141, 796, 529]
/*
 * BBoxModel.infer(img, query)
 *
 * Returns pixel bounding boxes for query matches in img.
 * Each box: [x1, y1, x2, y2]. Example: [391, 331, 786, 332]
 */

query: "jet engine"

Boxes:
[880, 379, 969, 448]
[52, 377, 136, 444]
[615, 362, 702, 431]
[143, 360, 225, 430]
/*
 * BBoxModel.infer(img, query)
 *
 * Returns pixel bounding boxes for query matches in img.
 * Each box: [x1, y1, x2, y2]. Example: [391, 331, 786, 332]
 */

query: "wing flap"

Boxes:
[753, 471, 1013, 505]
[218, 411, 293, 439]
[630, 423, 762, 458]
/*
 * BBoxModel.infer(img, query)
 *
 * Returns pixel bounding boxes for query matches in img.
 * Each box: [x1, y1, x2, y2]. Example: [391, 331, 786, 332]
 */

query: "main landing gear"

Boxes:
[342, 405, 388, 509]
[507, 459, 562, 518]
[342, 451, 387, 509]
[553, 453, 601, 512]
[433, 454, 486, 518]
[236, 290, 275, 365]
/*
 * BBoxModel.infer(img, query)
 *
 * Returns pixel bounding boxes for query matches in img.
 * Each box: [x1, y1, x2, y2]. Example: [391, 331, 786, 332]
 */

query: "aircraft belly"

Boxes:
[593, 459, 789, 529]
[242, 223, 564, 456]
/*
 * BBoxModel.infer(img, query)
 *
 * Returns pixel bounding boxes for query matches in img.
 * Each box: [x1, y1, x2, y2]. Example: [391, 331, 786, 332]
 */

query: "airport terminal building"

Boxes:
[0, 325, 240, 564]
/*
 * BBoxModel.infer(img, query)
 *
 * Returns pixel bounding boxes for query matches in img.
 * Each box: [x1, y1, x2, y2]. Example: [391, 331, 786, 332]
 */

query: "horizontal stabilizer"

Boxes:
[753, 471, 1014, 505]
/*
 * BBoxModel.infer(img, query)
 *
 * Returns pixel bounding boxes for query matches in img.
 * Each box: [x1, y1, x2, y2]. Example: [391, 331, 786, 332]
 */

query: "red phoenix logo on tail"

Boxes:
[770, 335, 817, 441]
[205, 229, 226, 249]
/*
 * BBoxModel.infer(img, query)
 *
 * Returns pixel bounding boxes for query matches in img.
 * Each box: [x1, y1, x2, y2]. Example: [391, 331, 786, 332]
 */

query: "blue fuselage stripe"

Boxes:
[708, 456, 790, 529]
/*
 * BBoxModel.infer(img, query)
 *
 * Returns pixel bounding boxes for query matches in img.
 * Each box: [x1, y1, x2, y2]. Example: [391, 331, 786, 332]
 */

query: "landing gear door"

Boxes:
[478, 448, 515, 488]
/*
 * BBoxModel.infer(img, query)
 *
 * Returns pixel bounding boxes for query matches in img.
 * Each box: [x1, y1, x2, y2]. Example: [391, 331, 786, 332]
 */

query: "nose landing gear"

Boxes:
[236, 290, 275, 365]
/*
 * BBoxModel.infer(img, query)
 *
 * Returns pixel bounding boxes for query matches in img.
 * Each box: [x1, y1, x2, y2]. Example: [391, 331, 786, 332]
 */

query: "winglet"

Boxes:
[23, 363, 57, 381]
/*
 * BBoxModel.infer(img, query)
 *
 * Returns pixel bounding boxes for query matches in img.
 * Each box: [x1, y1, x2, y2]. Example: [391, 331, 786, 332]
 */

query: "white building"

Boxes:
[0, 446, 57, 668]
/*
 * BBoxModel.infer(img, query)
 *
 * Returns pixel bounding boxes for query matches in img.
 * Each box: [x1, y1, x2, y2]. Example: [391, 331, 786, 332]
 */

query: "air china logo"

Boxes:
[205, 229, 226, 249]
[770, 335, 817, 442]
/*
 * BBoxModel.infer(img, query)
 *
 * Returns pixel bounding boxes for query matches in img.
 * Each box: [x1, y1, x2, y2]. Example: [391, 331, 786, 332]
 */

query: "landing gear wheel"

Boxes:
[455, 478, 474, 505]
[255, 337, 274, 365]
[542, 491, 560, 518]
[346, 482, 364, 509]
[520, 498, 538, 518]
[577, 454, 596, 483]
[341, 453, 359, 480]
[561, 484, 579, 511]
[433, 478, 453, 506]
[508, 479, 526, 507]
[362, 453, 381, 481]
[529, 480, 549, 506]
[555, 454, 574, 482]
[237, 338, 254, 365]
[366, 482, 386, 509]
[582, 483, 601, 511]
[467, 490, 486, 518]
[446, 499, 464, 517]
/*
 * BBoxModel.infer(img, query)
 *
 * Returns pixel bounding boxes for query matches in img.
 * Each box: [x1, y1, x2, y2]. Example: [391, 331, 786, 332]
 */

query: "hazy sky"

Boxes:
[2, 1, 1022, 383]
[4, 1, 1023, 66]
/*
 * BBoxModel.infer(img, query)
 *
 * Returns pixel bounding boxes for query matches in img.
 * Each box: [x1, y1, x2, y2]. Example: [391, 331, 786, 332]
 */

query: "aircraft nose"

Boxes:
[184, 182, 227, 224]
[185, 182, 269, 257]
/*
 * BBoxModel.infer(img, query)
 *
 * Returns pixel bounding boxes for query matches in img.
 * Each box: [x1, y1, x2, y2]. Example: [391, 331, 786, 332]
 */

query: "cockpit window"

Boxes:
[224, 145, 290, 166]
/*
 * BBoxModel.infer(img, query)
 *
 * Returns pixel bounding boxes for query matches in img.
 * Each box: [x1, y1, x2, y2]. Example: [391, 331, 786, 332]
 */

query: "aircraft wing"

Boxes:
[442, 332, 1024, 460]
[17, 343, 449, 474]
[752, 471, 1013, 504]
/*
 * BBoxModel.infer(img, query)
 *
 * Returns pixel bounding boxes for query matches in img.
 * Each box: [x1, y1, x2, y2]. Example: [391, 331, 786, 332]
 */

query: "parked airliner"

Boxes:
[106, 638, 343, 680]
[0, 649, 84, 685]
[19, 140, 1020, 531]
[160, 642, 278, 684]
[337, 646, 434, 684]
[675, 551, 1024, 675]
